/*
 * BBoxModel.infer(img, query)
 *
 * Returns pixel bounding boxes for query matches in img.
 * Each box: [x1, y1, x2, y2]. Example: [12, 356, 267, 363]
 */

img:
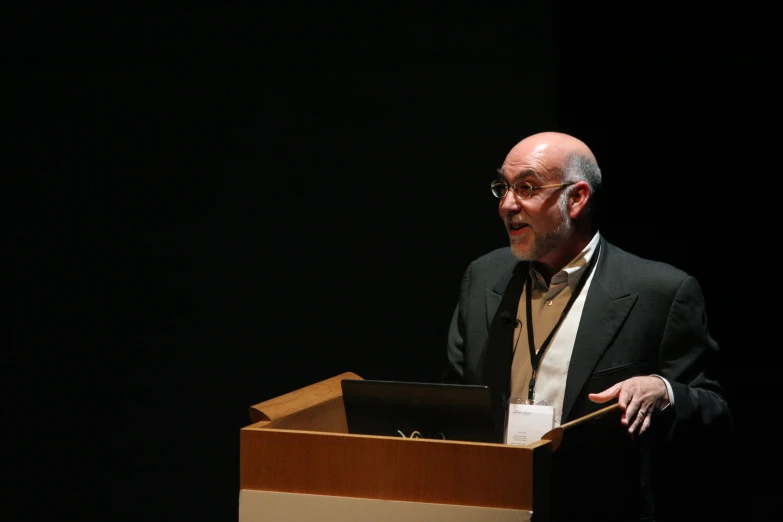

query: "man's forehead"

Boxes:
[497, 166, 538, 178]
[499, 156, 549, 178]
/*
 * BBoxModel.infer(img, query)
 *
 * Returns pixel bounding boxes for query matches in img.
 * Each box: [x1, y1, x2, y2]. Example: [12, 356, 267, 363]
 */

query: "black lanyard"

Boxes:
[525, 242, 600, 400]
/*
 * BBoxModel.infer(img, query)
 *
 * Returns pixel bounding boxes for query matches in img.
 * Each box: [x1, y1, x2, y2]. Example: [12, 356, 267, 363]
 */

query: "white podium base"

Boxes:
[239, 489, 532, 522]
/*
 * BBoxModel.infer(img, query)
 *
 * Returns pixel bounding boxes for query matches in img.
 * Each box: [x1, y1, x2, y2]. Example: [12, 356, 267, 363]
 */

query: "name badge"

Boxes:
[505, 400, 555, 446]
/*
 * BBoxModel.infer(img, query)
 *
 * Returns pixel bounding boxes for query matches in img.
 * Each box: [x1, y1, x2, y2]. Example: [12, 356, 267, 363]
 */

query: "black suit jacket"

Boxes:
[444, 236, 732, 521]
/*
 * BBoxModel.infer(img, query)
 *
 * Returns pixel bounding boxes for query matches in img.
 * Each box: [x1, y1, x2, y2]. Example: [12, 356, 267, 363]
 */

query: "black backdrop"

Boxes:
[7, 4, 773, 522]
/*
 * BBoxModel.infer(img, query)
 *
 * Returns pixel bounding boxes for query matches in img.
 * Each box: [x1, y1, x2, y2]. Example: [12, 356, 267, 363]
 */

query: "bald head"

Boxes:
[499, 131, 602, 205]
[503, 132, 597, 179]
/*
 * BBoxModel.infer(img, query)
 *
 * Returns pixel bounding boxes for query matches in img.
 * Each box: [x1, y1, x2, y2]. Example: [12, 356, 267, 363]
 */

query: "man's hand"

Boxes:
[588, 376, 670, 439]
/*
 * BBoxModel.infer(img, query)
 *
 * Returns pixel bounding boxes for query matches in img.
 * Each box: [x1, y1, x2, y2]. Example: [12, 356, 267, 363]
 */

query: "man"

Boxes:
[443, 132, 732, 521]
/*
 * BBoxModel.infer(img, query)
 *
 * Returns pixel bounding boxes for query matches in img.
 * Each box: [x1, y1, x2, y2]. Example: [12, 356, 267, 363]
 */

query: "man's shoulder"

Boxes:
[469, 246, 519, 272]
[602, 240, 691, 283]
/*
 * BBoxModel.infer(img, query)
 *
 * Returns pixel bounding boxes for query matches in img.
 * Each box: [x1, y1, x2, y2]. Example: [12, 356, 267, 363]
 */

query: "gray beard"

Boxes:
[510, 206, 573, 261]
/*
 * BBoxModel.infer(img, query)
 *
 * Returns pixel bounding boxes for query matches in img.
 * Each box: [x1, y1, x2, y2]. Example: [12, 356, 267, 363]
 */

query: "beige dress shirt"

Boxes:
[510, 232, 601, 426]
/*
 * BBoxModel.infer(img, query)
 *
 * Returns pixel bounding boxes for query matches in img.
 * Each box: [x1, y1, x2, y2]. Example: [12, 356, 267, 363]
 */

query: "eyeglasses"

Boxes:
[490, 180, 575, 199]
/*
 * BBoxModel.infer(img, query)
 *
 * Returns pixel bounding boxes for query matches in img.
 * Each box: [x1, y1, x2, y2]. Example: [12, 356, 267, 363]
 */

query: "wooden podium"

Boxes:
[239, 372, 621, 522]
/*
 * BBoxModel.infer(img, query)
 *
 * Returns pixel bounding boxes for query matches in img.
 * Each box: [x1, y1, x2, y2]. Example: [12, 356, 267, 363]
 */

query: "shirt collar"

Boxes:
[529, 231, 602, 292]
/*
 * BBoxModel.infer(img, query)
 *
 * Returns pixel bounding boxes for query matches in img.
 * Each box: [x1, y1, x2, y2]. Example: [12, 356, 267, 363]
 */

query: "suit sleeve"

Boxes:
[442, 262, 471, 384]
[658, 275, 732, 437]
[649, 276, 736, 519]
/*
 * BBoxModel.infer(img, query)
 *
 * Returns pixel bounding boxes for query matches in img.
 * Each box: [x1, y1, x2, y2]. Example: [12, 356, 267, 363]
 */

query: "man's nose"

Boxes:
[499, 189, 521, 212]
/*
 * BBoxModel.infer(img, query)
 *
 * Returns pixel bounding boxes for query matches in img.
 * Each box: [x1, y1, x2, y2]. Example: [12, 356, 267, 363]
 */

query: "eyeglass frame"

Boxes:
[490, 179, 575, 199]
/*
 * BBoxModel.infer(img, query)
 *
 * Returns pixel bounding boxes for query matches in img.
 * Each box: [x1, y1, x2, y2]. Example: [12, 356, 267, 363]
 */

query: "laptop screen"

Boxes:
[341, 378, 503, 443]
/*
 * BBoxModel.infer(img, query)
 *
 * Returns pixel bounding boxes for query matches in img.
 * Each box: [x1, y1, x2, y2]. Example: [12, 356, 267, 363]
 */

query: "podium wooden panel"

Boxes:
[239, 372, 621, 522]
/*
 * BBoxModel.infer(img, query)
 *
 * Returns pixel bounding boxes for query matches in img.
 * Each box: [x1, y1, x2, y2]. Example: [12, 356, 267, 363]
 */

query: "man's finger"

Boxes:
[628, 402, 655, 437]
[588, 381, 622, 403]
[639, 413, 652, 436]
[623, 393, 642, 418]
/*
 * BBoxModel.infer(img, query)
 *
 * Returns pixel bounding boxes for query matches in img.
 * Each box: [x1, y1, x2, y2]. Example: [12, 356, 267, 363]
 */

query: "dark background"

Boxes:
[6, 3, 772, 522]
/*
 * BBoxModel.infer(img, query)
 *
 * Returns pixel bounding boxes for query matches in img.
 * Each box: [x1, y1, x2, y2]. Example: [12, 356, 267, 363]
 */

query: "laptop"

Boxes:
[341, 378, 503, 443]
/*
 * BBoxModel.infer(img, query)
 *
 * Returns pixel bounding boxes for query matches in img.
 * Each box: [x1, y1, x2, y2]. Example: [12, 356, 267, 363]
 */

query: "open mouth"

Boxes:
[508, 222, 528, 233]
[507, 223, 529, 239]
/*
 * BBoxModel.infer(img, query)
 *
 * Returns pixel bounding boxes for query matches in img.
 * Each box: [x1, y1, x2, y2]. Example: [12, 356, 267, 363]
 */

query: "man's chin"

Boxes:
[509, 242, 533, 261]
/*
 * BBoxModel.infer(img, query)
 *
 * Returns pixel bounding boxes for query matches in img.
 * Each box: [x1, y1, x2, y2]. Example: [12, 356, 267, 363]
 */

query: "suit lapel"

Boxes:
[561, 240, 638, 422]
[478, 261, 527, 402]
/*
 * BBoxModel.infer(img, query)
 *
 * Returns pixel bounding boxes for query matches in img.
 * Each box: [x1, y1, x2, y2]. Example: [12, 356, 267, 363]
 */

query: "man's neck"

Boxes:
[535, 238, 592, 286]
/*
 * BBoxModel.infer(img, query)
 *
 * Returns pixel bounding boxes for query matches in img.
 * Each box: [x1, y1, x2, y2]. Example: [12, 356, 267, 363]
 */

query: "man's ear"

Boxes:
[568, 181, 591, 219]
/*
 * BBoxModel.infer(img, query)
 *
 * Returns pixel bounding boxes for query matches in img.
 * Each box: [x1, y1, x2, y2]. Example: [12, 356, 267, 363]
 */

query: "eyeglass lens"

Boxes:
[491, 181, 533, 199]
